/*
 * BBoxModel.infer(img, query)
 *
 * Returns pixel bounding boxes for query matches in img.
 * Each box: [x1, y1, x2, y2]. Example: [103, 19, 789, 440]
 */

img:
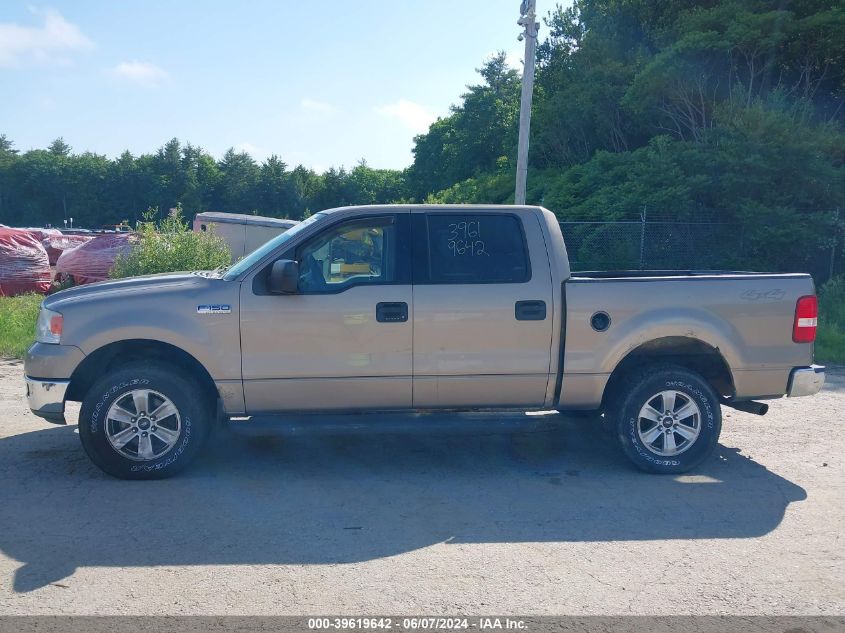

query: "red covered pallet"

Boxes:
[0, 228, 52, 296]
[23, 227, 62, 242]
[56, 233, 136, 285]
[42, 233, 95, 266]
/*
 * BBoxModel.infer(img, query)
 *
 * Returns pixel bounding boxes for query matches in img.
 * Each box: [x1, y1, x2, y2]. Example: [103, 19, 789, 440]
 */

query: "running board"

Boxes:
[723, 399, 769, 416]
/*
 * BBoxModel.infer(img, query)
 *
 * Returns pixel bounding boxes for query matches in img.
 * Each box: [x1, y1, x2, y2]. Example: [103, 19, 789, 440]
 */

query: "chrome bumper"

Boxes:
[25, 376, 70, 424]
[786, 365, 825, 398]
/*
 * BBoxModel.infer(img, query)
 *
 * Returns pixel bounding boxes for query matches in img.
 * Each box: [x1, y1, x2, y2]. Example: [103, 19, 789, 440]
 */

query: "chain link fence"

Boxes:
[560, 220, 746, 272]
[559, 213, 843, 283]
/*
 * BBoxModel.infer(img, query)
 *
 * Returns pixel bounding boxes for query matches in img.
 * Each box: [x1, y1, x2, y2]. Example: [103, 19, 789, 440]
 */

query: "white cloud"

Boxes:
[374, 99, 435, 133]
[0, 8, 93, 68]
[112, 61, 169, 86]
[300, 98, 336, 115]
[505, 47, 524, 69]
[233, 142, 269, 162]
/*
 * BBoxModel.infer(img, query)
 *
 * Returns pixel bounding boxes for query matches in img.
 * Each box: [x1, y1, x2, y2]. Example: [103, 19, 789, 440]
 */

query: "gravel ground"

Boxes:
[0, 358, 842, 615]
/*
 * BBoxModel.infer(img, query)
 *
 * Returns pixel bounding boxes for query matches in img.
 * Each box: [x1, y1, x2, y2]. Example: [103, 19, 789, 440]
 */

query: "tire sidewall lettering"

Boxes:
[666, 380, 715, 430]
[90, 378, 150, 435]
[130, 417, 191, 472]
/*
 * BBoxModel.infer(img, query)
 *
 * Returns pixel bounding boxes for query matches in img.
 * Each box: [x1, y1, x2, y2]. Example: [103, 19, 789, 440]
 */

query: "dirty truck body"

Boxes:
[25, 205, 824, 479]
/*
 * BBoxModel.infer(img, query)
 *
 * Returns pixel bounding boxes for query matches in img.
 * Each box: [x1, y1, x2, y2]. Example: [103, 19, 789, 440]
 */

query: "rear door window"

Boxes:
[417, 213, 531, 284]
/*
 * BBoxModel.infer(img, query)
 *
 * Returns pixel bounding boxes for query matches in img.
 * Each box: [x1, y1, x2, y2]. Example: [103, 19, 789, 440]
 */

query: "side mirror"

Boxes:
[268, 259, 299, 294]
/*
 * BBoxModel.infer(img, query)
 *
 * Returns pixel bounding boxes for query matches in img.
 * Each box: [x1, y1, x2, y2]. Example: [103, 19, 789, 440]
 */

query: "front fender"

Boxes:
[58, 279, 242, 382]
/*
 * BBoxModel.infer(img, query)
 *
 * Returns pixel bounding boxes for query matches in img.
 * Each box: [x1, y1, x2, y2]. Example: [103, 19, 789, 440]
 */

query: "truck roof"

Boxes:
[318, 204, 546, 215]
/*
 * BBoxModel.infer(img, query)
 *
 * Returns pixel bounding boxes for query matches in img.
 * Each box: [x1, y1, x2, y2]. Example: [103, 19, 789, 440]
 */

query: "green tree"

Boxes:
[0, 135, 19, 223]
[217, 148, 260, 212]
[408, 52, 520, 198]
[258, 155, 296, 217]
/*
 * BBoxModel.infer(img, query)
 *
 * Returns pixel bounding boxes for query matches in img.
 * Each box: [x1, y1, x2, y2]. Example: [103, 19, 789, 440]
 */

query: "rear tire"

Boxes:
[78, 363, 213, 479]
[612, 364, 721, 474]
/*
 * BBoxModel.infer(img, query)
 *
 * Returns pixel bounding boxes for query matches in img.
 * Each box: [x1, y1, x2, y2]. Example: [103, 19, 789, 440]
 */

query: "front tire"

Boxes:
[78, 363, 213, 479]
[613, 364, 721, 474]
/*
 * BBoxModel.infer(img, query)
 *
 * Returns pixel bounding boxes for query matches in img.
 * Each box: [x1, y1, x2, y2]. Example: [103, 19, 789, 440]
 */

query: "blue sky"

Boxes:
[0, 1, 548, 171]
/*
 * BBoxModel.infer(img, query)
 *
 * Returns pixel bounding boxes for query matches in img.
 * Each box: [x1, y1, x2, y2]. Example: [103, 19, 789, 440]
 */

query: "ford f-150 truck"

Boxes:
[24, 205, 825, 479]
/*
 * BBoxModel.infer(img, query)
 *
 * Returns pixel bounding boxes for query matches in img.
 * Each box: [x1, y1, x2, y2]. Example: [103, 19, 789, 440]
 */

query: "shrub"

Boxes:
[111, 206, 231, 279]
[816, 275, 845, 364]
[819, 275, 845, 327]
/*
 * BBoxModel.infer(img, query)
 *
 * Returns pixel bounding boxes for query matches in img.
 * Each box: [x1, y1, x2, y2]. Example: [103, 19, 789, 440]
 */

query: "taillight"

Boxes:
[793, 295, 818, 343]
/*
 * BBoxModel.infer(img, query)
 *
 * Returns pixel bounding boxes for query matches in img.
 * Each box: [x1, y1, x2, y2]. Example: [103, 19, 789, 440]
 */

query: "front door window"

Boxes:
[297, 217, 395, 293]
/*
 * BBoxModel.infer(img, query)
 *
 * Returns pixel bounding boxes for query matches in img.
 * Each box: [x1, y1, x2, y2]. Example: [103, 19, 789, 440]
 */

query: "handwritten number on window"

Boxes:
[447, 220, 489, 257]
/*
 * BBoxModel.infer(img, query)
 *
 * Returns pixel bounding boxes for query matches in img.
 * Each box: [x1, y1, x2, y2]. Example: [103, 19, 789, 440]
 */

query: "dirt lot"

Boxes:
[0, 358, 842, 615]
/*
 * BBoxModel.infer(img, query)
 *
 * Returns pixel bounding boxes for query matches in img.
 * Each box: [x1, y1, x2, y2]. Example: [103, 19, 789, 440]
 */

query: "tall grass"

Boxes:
[0, 294, 41, 359]
[111, 206, 231, 278]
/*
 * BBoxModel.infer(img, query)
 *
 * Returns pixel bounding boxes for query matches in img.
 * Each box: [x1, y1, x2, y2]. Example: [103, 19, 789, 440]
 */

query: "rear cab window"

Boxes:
[414, 213, 531, 284]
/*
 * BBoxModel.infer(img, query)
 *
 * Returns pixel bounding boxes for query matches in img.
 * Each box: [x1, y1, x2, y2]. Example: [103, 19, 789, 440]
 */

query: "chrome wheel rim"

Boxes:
[105, 389, 181, 462]
[637, 390, 701, 457]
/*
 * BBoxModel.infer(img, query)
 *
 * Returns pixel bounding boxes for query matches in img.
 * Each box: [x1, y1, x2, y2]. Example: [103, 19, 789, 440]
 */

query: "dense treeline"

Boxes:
[1, 0, 843, 274]
[0, 135, 404, 227]
[414, 0, 845, 272]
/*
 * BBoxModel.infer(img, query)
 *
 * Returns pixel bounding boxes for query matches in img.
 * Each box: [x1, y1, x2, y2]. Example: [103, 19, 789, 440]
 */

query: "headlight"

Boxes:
[35, 307, 63, 344]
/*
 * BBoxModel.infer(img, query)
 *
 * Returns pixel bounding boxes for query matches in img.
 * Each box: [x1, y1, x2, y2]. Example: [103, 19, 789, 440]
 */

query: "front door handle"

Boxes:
[515, 300, 546, 321]
[376, 302, 408, 323]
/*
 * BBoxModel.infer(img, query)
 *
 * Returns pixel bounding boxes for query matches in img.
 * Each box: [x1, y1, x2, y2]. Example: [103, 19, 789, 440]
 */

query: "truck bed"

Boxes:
[558, 270, 816, 408]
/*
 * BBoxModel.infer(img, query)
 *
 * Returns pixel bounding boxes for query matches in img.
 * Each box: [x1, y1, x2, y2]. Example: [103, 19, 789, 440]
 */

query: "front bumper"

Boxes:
[24, 342, 85, 425]
[25, 376, 70, 424]
[786, 365, 825, 398]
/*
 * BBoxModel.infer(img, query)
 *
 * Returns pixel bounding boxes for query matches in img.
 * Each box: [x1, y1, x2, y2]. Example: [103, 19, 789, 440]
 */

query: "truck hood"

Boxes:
[43, 272, 225, 310]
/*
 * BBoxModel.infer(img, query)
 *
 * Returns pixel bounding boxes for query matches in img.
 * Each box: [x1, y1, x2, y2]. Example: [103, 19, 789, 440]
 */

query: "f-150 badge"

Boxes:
[197, 304, 231, 314]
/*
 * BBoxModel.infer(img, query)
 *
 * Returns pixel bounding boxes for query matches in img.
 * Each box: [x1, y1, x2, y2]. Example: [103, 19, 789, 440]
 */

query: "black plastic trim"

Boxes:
[590, 311, 611, 332]
[553, 282, 567, 406]
[569, 271, 812, 283]
[515, 300, 546, 321]
[376, 301, 409, 323]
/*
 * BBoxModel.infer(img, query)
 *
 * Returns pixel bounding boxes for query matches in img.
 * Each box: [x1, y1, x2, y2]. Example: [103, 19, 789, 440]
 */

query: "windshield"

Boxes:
[223, 213, 325, 280]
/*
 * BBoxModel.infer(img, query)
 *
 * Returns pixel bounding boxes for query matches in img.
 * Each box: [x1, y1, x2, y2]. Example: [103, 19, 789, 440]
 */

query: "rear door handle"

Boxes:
[515, 300, 546, 321]
[376, 302, 408, 323]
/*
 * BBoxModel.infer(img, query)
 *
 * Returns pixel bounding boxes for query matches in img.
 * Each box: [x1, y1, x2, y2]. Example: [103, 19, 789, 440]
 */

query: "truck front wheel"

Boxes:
[78, 363, 213, 479]
[613, 365, 722, 474]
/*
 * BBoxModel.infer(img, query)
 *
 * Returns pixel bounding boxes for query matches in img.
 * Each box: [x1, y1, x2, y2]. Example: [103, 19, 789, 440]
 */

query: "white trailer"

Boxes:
[193, 212, 298, 261]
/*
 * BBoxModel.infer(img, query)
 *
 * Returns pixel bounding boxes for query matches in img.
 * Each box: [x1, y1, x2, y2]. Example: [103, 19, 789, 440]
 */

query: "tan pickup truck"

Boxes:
[24, 205, 825, 479]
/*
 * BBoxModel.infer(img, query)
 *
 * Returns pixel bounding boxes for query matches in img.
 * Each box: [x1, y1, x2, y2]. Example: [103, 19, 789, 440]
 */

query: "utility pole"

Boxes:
[515, 0, 539, 205]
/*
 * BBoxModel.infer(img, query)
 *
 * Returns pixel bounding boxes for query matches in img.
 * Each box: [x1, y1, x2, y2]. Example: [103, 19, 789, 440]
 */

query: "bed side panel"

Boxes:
[559, 275, 816, 407]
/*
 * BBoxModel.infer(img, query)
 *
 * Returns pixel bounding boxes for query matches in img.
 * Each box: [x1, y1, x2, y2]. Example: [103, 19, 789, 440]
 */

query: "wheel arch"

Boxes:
[601, 336, 735, 409]
[67, 339, 218, 403]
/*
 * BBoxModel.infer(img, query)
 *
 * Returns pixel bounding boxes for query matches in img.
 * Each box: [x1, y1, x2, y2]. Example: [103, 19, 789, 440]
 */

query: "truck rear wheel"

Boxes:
[613, 364, 721, 474]
[78, 363, 213, 479]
